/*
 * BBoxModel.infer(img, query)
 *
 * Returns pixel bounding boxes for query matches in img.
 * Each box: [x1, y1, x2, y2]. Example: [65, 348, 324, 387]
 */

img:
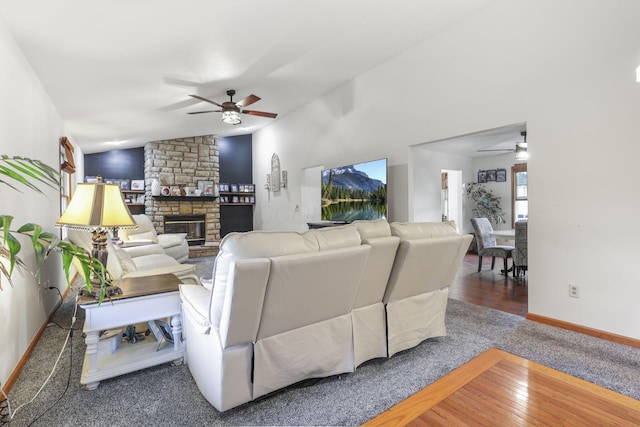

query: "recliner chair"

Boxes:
[118, 214, 189, 262]
[470, 217, 514, 274]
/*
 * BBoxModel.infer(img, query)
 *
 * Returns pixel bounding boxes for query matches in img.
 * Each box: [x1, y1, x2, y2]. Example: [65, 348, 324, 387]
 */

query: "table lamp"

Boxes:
[56, 177, 137, 297]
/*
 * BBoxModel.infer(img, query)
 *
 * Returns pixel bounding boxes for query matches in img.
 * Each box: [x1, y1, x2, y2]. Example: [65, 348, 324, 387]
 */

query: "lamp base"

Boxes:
[80, 283, 122, 299]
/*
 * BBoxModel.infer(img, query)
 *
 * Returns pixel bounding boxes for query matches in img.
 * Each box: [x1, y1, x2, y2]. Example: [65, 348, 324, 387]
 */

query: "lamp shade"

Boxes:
[56, 182, 137, 230]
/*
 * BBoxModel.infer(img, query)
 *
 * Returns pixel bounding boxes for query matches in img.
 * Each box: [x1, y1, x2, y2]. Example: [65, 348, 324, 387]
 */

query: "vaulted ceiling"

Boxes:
[0, 0, 499, 153]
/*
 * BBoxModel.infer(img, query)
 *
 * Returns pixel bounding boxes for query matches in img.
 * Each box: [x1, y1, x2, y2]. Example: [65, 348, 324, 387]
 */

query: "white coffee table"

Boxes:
[78, 274, 184, 390]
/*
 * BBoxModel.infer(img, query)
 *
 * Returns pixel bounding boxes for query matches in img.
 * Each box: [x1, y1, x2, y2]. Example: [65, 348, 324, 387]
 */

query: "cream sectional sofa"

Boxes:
[66, 229, 197, 283]
[179, 220, 471, 412]
[118, 214, 190, 263]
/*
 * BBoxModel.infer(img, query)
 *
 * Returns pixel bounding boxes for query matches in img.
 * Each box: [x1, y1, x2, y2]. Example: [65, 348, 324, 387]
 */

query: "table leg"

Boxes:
[171, 314, 183, 365]
[84, 330, 101, 390]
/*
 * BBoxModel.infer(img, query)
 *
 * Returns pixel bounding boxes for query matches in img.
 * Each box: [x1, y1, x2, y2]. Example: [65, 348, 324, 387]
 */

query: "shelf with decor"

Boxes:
[218, 192, 255, 206]
[218, 183, 255, 206]
[122, 189, 145, 213]
[122, 190, 145, 204]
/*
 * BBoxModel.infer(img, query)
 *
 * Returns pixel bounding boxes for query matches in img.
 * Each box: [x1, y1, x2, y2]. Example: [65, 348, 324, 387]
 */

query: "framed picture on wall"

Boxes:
[477, 170, 487, 183]
[119, 179, 130, 191]
[496, 169, 507, 182]
[131, 179, 144, 190]
[486, 169, 496, 182]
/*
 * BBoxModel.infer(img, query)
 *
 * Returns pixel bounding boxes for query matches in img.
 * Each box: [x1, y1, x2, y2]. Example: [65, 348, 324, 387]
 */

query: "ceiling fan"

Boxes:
[187, 90, 278, 125]
[478, 131, 528, 160]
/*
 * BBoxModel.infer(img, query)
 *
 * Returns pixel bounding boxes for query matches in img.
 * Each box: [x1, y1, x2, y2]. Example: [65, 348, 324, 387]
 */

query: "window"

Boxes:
[511, 163, 528, 226]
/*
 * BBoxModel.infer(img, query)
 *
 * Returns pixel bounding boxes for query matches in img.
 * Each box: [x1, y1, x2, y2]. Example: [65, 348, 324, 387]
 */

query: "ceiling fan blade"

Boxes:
[477, 148, 515, 152]
[187, 110, 222, 114]
[236, 94, 261, 108]
[189, 94, 223, 108]
[242, 110, 278, 118]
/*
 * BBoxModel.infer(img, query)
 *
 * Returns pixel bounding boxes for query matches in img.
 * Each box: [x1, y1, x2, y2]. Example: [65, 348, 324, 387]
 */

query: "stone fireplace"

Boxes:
[144, 135, 220, 257]
[164, 214, 206, 246]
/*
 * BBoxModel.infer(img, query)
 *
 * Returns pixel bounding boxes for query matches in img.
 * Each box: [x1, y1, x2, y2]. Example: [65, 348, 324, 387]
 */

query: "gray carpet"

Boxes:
[7, 258, 640, 426]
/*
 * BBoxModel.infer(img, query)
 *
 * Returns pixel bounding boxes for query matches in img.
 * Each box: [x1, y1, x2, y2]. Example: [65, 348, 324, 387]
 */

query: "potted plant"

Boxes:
[465, 182, 505, 225]
[0, 155, 107, 297]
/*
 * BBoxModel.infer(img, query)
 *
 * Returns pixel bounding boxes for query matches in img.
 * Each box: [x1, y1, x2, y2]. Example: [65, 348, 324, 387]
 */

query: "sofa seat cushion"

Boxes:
[131, 253, 178, 270]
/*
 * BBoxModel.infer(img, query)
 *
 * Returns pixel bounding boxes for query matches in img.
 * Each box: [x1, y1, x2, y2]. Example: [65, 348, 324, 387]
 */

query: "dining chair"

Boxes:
[470, 217, 514, 274]
[513, 221, 528, 278]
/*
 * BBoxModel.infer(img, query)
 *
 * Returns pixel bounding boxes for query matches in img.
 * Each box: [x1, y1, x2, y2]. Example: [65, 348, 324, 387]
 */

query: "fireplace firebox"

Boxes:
[164, 215, 205, 246]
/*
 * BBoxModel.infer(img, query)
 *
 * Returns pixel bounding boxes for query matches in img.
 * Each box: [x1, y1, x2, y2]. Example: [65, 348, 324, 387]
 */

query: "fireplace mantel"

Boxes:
[152, 196, 217, 201]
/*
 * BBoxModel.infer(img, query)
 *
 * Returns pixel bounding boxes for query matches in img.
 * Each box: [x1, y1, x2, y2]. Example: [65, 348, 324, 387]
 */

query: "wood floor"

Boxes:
[364, 255, 640, 426]
[364, 348, 640, 426]
[449, 253, 528, 317]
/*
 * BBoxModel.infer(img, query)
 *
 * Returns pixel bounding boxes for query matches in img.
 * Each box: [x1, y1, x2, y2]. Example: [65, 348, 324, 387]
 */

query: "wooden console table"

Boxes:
[78, 274, 183, 390]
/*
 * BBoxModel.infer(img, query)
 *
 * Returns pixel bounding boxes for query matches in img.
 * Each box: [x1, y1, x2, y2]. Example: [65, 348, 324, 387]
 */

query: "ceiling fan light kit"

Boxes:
[188, 89, 277, 125]
[515, 143, 528, 161]
[222, 110, 242, 125]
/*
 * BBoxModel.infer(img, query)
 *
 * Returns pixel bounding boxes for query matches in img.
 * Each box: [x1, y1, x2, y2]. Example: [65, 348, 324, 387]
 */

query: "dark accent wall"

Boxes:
[84, 147, 145, 180]
[218, 134, 253, 236]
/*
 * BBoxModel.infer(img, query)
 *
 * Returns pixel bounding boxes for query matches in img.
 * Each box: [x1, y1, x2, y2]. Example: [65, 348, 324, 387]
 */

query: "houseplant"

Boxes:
[465, 182, 505, 225]
[0, 155, 107, 297]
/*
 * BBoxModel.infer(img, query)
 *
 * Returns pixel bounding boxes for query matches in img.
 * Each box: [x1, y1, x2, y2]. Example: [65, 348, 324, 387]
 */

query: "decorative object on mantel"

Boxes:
[265, 153, 287, 192]
[151, 178, 161, 196]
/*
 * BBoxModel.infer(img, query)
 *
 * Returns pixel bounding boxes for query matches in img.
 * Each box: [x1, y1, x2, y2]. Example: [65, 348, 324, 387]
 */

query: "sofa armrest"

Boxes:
[121, 263, 196, 281]
[121, 239, 156, 248]
[180, 284, 211, 334]
[122, 243, 165, 258]
[157, 233, 188, 249]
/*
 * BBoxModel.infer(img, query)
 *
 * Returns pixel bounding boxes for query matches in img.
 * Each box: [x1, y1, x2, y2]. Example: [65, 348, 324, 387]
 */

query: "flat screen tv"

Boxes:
[321, 158, 387, 222]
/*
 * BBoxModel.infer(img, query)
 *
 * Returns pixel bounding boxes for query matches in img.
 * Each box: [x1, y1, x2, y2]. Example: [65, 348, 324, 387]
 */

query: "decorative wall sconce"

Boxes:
[265, 153, 287, 192]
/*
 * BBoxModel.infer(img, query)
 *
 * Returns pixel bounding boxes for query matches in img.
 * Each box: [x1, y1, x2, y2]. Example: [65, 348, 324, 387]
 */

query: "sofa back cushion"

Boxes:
[384, 236, 466, 303]
[390, 220, 458, 240]
[119, 214, 158, 243]
[350, 220, 400, 308]
[304, 224, 361, 250]
[384, 221, 471, 303]
[256, 244, 370, 340]
[352, 219, 392, 240]
[210, 231, 319, 331]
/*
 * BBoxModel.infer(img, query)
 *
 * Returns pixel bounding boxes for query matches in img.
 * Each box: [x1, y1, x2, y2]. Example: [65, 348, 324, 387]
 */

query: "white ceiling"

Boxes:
[417, 122, 527, 158]
[0, 0, 500, 154]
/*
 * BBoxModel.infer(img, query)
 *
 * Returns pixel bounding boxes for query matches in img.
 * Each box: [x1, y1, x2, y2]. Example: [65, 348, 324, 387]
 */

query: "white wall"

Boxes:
[0, 17, 79, 386]
[409, 148, 474, 227]
[254, 0, 640, 339]
[471, 155, 519, 231]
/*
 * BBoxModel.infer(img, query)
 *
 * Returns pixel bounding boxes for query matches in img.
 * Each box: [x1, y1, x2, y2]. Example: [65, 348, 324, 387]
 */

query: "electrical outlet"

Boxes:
[569, 284, 580, 298]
